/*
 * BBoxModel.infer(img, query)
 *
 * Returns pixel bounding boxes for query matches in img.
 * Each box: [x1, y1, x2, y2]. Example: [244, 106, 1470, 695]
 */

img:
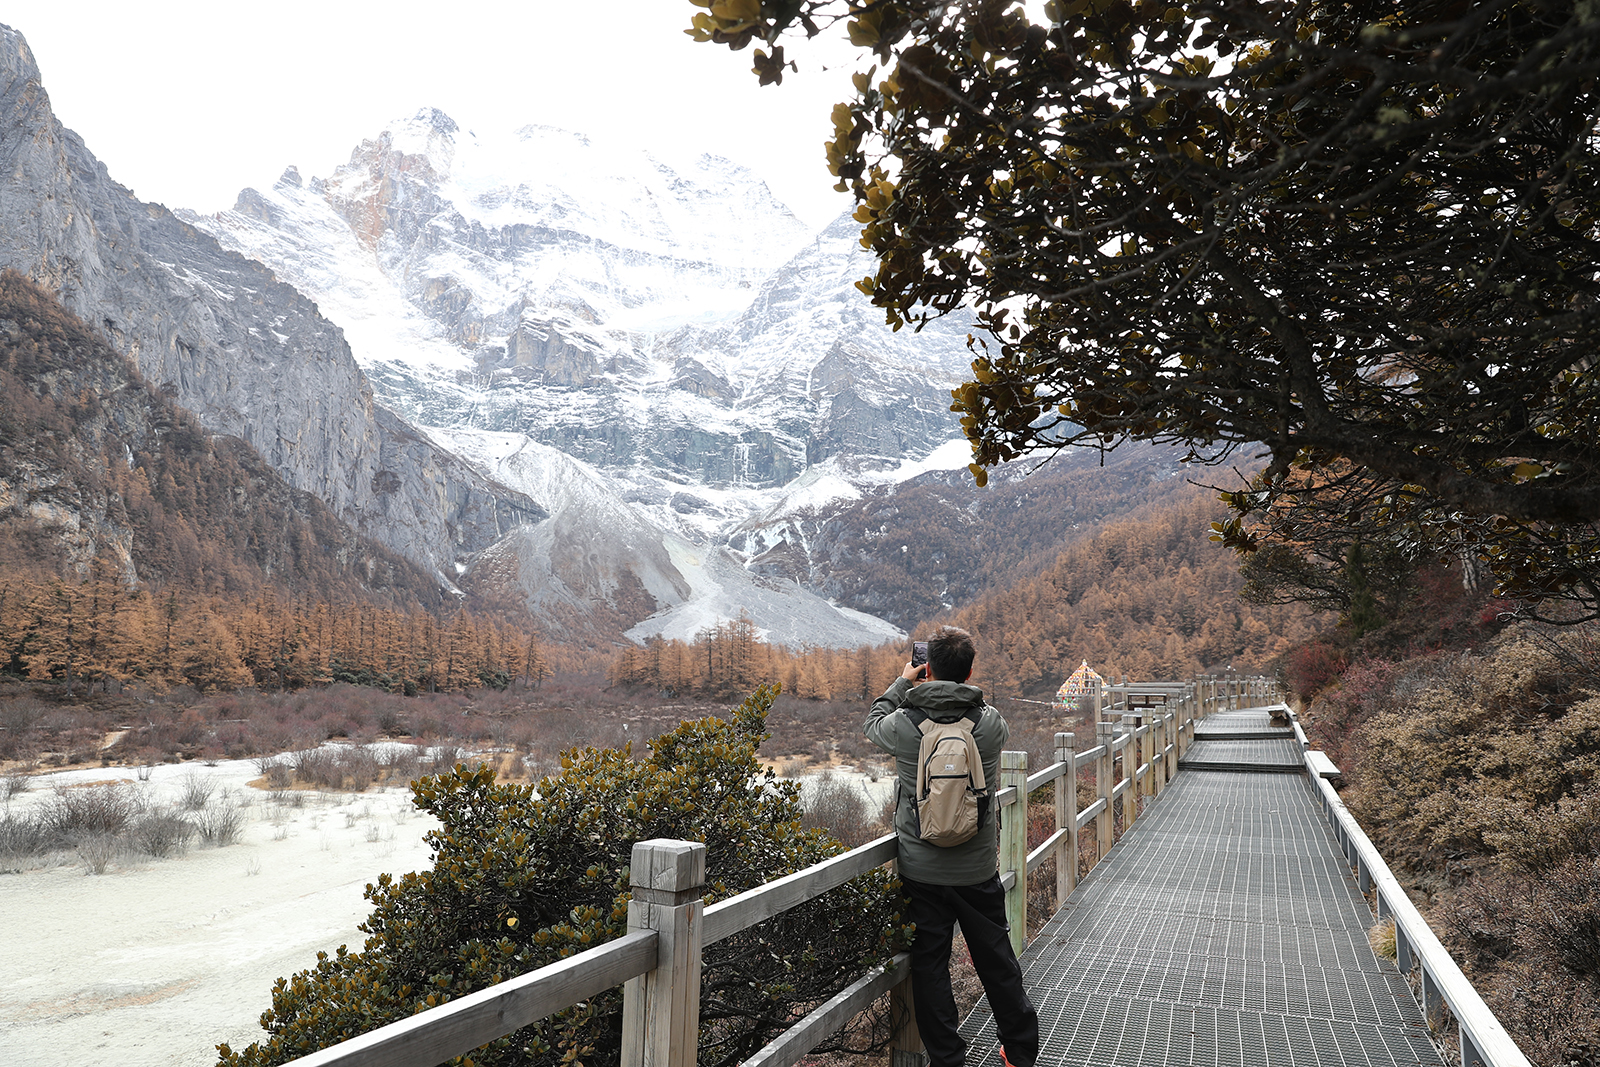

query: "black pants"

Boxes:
[901, 874, 1040, 1067]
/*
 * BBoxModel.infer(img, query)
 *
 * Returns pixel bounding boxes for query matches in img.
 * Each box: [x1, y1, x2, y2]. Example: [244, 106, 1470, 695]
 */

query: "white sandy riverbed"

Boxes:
[0, 758, 438, 1067]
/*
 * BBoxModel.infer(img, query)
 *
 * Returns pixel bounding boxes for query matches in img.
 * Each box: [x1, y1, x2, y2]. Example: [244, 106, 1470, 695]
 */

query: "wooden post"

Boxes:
[999, 750, 1028, 958]
[1055, 731, 1077, 905]
[1178, 687, 1190, 757]
[1152, 710, 1166, 795]
[1089, 677, 1103, 724]
[1121, 712, 1140, 824]
[889, 976, 923, 1067]
[1095, 721, 1114, 862]
[621, 839, 705, 1067]
[1164, 709, 1175, 787]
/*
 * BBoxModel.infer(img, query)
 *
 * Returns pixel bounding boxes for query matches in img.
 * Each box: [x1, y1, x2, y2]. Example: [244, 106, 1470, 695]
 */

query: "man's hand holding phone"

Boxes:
[903, 640, 929, 684]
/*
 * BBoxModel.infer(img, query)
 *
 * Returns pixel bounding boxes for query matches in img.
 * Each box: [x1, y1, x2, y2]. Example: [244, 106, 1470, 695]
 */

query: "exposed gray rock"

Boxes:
[0, 25, 542, 579]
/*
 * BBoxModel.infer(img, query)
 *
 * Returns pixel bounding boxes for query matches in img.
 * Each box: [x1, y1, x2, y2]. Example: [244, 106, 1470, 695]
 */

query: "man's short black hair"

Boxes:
[927, 625, 976, 682]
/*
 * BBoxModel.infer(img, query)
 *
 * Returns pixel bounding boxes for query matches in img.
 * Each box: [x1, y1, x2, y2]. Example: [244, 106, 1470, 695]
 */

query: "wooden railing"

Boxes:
[283, 675, 1274, 1067]
[1288, 709, 1532, 1067]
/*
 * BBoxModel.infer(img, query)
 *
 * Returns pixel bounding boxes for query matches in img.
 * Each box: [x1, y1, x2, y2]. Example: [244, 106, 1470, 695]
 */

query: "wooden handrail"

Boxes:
[741, 953, 912, 1067]
[1291, 706, 1531, 1067]
[703, 834, 897, 946]
[281, 930, 659, 1067]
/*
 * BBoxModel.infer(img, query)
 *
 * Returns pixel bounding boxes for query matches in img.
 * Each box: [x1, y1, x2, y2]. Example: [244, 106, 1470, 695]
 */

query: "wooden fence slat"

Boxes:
[1076, 797, 1107, 830]
[741, 954, 912, 1067]
[1025, 762, 1067, 791]
[702, 834, 897, 946]
[1028, 827, 1071, 874]
[281, 931, 658, 1067]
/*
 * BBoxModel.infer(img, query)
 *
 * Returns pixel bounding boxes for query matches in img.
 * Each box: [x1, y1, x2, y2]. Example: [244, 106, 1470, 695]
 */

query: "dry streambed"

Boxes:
[0, 749, 893, 1066]
[0, 756, 438, 1067]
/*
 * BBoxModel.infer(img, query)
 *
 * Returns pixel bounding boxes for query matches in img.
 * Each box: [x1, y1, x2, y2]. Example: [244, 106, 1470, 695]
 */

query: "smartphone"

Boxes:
[911, 641, 928, 668]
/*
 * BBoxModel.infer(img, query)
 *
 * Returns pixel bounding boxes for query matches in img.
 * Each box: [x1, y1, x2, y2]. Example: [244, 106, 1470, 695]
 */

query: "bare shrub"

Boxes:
[0, 768, 31, 803]
[383, 744, 422, 784]
[801, 771, 880, 848]
[0, 697, 44, 759]
[177, 769, 216, 811]
[289, 747, 335, 787]
[134, 807, 196, 858]
[77, 833, 119, 875]
[46, 783, 140, 837]
[194, 794, 244, 847]
[0, 810, 54, 869]
[425, 745, 463, 773]
[341, 747, 379, 791]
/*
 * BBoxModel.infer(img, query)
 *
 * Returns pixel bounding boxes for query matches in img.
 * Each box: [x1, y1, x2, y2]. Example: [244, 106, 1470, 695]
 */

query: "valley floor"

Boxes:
[0, 761, 437, 1067]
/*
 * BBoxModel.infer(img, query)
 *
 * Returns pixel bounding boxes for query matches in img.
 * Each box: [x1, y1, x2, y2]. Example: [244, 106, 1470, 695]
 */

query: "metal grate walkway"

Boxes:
[958, 710, 1443, 1067]
[1191, 707, 1297, 742]
[1180, 739, 1304, 773]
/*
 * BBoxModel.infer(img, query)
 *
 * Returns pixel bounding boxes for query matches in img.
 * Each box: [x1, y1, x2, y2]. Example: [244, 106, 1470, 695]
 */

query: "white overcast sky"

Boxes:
[8, 1, 863, 229]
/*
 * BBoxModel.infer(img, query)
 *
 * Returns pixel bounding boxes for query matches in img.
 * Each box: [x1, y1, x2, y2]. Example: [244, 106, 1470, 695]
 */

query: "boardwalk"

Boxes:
[959, 706, 1444, 1067]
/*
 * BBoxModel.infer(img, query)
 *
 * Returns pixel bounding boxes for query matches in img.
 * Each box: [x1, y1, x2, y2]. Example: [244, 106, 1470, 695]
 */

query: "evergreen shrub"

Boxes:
[217, 684, 906, 1067]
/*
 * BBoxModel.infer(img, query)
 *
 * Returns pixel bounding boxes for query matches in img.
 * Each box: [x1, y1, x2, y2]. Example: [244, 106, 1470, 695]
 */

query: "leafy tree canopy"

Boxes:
[217, 685, 904, 1067]
[691, 0, 1600, 620]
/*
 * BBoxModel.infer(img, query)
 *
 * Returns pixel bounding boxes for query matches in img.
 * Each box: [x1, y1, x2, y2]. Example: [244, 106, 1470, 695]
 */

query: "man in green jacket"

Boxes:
[865, 625, 1039, 1067]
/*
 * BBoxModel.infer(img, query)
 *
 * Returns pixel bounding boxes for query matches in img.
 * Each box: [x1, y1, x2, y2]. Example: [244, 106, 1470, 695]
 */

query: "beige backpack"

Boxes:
[906, 707, 990, 847]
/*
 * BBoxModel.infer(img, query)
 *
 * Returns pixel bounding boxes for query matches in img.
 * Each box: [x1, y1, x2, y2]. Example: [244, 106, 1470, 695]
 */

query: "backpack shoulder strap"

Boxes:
[962, 707, 987, 790]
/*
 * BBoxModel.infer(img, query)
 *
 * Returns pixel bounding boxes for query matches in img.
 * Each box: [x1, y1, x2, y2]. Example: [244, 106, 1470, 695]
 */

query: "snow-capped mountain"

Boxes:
[187, 110, 975, 493]
[180, 108, 986, 644]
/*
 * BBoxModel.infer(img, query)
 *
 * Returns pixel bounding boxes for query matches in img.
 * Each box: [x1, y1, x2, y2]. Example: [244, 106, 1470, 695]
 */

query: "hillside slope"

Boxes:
[938, 486, 1329, 696]
[0, 270, 443, 608]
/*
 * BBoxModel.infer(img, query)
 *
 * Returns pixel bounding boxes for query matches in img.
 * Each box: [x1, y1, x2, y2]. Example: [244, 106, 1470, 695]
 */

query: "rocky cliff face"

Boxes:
[0, 270, 448, 608]
[0, 26, 541, 583]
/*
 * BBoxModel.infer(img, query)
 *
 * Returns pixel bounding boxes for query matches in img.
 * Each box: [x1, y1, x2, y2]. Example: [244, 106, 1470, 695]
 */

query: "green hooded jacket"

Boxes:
[863, 676, 1010, 885]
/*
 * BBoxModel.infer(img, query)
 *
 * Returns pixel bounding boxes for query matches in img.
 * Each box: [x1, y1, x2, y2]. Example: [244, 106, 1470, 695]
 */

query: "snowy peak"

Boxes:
[176, 108, 993, 646]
